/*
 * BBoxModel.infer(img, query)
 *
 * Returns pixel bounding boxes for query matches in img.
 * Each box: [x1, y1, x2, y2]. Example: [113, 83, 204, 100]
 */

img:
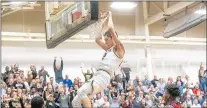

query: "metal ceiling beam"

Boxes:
[163, 1, 168, 11]
[1, 2, 40, 17]
[2, 9, 22, 17]
[142, 2, 150, 42]
[152, 2, 164, 12]
[145, 2, 195, 25]
[143, 2, 148, 20]
[2, 38, 205, 46]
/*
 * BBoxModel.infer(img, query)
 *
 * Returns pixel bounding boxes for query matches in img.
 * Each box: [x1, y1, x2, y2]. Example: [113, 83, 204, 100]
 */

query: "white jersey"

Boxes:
[97, 46, 123, 77]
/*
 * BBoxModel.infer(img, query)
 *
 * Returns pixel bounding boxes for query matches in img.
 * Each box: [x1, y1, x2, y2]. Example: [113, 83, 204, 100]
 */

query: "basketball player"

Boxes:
[72, 11, 125, 108]
[163, 84, 182, 108]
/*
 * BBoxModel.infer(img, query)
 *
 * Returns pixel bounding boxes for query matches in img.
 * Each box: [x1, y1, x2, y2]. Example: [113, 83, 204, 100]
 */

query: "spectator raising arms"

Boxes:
[53, 57, 64, 84]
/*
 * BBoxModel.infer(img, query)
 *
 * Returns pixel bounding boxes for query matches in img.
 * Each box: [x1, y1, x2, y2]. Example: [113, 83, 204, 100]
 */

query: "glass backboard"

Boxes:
[45, 1, 99, 49]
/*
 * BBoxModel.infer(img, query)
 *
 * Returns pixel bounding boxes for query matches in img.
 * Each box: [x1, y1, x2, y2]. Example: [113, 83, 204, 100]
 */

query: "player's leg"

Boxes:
[72, 80, 92, 107]
[72, 71, 110, 108]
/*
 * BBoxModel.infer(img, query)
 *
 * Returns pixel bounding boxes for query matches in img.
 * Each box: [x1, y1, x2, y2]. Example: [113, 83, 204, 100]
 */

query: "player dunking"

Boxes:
[72, 11, 125, 108]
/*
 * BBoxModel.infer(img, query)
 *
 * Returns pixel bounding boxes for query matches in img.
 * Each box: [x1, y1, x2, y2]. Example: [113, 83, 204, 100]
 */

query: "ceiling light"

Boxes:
[110, 2, 137, 10]
[1, 2, 24, 6]
[10, 2, 25, 5]
[80, 34, 90, 38]
[30, 2, 36, 5]
[195, 4, 206, 15]
[195, 10, 206, 15]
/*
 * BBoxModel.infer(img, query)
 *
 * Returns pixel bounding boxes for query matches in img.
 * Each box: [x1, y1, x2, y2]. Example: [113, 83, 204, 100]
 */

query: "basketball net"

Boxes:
[89, 11, 114, 39]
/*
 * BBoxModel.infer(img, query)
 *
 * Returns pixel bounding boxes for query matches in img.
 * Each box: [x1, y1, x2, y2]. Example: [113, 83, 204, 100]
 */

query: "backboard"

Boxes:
[45, 1, 99, 49]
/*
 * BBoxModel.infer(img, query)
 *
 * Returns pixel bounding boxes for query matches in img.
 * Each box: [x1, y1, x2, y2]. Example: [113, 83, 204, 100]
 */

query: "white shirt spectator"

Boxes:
[183, 76, 195, 89]
[145, 95, 153, 107]
[158, 83, 166, 94]
[24, 81, 30, 91]
[192, 104, 201, 107]
[93, 97, 105, 107]
[183, 100, 192, 107]
[146, 99, 153, 107]
[192, 99, 201, 108]
[183, 88, 194, 95]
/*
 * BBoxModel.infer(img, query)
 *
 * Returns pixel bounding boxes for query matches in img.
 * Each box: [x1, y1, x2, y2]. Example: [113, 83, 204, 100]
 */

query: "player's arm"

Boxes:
[81, 68, 85, 75]
[95, 11, 112, 51]
[46, 71, 49, 77]
[108, 21, 125, 58]
[91, 68, 94, 75]
[80, 63, 85, 75]
[95, 34, 109, 51]
[60, 57, 63, 71]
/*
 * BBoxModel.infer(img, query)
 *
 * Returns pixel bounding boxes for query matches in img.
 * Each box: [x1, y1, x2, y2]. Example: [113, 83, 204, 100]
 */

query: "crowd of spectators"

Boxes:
[0, 63, 206, 108]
